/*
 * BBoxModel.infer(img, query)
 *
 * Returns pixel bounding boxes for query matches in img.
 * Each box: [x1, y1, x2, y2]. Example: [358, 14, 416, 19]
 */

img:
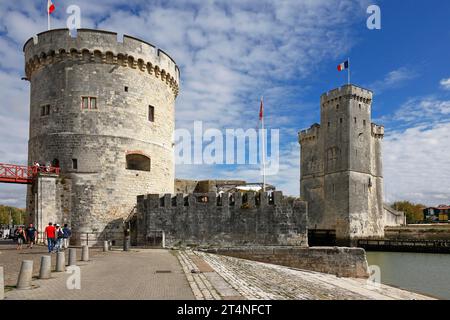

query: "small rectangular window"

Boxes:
[124, 86, 129, 92]
[72, 159, 78, 170]
[90, 97, 97, 109]
[41, 105, 50, 116]
[82, 97, 89, 109]
[354, 117, 357, 124]
[363, 120, 366, 126]
[148, 105, 155, 122]
[81, 97, 97, 110]
[340, 118, 343, 124]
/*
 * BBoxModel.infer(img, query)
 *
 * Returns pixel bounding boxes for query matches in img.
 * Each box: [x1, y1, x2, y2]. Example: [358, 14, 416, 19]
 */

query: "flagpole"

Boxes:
[261, 97, 266, 193]
[47, 1, 50, 31]
[348, 57, 351, 85]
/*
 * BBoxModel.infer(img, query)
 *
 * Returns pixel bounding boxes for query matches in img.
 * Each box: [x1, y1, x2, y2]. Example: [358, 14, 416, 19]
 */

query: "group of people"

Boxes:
[44, 222, 72, 253]
[14, 224, 38, 250]
[33, 161, 55, 173]
[14, 222, 72, 252]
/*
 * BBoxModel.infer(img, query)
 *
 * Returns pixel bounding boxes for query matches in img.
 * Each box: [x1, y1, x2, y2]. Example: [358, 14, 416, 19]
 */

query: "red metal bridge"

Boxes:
[0, 163, 60, 184]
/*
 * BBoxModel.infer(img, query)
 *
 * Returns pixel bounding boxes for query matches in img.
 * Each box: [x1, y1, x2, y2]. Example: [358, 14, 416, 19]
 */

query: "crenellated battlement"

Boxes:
[320, 84, 372, 107]
[23, 29, 179, 96]
[138, 191, 287, 208]
[371, 123, 385, 139]
[299, 123, 320, 144]
[135, 191, 308, 247]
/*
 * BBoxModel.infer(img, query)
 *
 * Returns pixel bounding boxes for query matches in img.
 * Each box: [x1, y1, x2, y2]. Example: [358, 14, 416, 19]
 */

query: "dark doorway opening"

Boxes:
[146, 230, 163, 247]
[308, 229, 337, 246]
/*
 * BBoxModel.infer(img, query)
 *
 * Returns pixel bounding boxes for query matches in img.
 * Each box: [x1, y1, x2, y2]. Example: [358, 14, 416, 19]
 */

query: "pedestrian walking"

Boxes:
[55, 224, 64, 252]
[26, 223, 37, 249]
[62, 224, 72, 249]
[45, 222, 56, 253]
[16, 226, 26, 250]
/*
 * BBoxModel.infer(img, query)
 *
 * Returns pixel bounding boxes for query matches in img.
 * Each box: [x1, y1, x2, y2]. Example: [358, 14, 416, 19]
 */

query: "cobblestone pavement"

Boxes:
[180, 251, 433, 300]
[2, 245, 194, 300]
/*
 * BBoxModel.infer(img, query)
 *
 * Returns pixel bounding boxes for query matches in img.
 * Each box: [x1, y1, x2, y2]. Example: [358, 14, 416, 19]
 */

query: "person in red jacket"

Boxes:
[45, 222, 56, 253]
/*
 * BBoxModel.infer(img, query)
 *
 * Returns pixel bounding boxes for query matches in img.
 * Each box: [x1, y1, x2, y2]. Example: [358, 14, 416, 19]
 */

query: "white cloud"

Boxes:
[379, 97, 450, 129]
[384, 123, 450, 206]
[383, 97, 450, 206]
[440, 78, 450, 90]
[369, 67, 418, 93]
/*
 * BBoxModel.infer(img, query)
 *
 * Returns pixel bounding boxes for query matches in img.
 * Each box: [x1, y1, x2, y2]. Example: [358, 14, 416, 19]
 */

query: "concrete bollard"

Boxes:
[123, 236, 130, 252]
[81, 245, 89, 261]
[16, 260, 33, 290]
[56, 252, 65, 272]
[39, 256, 51, 279]
[68, 248, 77, 266]
[103, 241, 109, 252]
[0, 266, 4, 300]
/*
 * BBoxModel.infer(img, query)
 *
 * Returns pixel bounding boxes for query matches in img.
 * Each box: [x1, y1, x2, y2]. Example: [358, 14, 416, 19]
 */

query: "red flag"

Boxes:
[48, 0, 55, 14]
[259, 99, 264, 121]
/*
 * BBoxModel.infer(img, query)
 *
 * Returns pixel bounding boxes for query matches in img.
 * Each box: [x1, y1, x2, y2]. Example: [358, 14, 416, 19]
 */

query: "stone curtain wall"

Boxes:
[203, 246, 369, 278]
[135, 191, 308, 247]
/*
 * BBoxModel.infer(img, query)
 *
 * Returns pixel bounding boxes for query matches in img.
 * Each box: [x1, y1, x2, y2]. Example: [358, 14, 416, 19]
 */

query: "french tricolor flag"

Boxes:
[337, 60, 349, 72]
[48, 0, 55, 14]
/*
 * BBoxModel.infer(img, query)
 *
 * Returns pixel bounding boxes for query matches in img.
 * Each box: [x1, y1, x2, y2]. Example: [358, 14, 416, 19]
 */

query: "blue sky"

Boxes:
[0, 0, 449, 207]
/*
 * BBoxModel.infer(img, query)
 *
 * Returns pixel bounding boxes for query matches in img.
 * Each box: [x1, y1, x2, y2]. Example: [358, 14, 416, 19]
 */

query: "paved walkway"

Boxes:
[0, 241, 103, 287]
[1, 243, 433, 300]
[4, 249, 194, 300]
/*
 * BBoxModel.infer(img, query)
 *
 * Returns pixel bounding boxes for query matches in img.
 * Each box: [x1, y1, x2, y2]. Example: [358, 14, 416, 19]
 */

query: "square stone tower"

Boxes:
[299, 84, 385, 246]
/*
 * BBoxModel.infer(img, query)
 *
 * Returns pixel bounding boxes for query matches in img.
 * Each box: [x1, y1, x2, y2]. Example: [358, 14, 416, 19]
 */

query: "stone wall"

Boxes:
[27, 174, 72, 241]
[385, 225, 450, 240]
[135, 191, 308, 247]
[384, 204, 406, 227]
[24, 29, 179, 244]
[203, 246, 369, 278]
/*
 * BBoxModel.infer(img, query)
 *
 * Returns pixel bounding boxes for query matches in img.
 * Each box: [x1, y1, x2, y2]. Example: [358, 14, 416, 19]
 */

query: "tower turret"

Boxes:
[24, 29, 179, 244]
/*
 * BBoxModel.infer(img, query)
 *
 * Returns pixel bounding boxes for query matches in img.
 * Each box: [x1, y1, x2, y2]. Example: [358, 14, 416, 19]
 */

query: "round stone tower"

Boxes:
[24, 29, 179, 244]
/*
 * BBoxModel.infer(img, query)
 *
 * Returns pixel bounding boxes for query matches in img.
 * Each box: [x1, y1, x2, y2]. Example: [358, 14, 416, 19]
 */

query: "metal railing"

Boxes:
[0, 163, 60, 184]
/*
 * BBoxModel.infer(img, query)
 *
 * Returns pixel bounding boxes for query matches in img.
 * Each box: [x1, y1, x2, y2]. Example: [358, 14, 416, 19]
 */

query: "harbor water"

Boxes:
[366, 251, 450, 300]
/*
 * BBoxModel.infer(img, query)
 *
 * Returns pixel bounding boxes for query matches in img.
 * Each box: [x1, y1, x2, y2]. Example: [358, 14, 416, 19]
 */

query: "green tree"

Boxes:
[0, 205, 26, 225]
[392, 201, 426, 224]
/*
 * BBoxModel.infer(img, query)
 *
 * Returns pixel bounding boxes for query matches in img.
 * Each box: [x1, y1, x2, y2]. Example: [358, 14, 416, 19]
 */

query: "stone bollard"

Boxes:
[123, 236, 130, 252]
[16, 260, 33, 290]
[68, 248, 77, 266]
[39, 256, 51, 279]
[56, 252, 65, 272]
[103, 241, 109, 252]
[0, 266, 4, 300]
[81, 245, 89, 262]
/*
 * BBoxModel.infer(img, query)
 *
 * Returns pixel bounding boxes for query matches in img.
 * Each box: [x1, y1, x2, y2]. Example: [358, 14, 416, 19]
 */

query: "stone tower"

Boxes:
[24, 29, 179, 244]
[299, 84, 385, 245]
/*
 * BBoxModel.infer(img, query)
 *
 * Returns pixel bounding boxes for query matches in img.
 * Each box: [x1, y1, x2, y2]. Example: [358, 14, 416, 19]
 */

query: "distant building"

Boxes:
[423, 205, 450, 222]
